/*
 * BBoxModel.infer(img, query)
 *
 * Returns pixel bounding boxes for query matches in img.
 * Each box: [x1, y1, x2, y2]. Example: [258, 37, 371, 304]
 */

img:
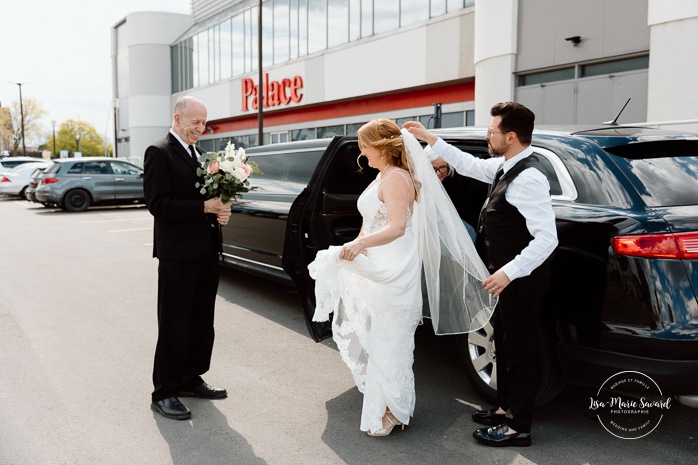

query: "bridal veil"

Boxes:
[401, 128, 495, 334]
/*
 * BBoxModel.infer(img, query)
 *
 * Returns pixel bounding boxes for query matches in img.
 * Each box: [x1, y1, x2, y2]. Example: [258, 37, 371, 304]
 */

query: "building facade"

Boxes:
[111, 0, 698, 163]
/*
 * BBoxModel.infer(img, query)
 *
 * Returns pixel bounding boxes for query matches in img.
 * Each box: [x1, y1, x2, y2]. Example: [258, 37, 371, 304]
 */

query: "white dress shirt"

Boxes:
[429, 138, 558, 281]
[170, 130, 198, 158]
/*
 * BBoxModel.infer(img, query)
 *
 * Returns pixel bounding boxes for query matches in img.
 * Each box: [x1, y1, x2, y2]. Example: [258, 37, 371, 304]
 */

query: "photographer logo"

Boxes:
[588, 371, 671, 439]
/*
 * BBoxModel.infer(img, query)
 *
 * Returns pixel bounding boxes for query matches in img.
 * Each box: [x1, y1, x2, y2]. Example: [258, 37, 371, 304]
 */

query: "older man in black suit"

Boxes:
[144, 96, 232, 420]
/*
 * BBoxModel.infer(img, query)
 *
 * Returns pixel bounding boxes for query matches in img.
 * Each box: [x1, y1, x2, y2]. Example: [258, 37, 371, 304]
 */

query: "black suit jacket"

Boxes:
[143, 132, 221, 260]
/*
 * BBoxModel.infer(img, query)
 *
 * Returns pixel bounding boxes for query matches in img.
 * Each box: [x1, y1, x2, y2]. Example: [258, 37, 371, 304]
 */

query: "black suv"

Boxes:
[221, 126, 698, 408]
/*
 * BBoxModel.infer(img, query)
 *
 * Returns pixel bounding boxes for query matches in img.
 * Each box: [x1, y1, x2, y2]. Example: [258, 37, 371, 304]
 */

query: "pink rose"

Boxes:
[207, 161, 220, 174]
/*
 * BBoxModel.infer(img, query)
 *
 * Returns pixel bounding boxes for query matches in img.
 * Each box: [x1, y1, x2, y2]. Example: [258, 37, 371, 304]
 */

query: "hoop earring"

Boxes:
[356, 154, 363, 170]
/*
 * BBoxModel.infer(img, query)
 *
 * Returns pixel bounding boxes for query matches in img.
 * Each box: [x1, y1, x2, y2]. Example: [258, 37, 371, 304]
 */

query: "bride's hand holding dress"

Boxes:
[340, 167, 414, 261]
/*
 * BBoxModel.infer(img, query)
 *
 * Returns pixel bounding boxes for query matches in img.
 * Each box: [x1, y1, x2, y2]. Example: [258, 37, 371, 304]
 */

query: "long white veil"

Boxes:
[402, 128, 495, 334]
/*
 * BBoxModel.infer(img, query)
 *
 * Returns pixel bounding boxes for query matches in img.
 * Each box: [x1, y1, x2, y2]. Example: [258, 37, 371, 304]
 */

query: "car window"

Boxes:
[248, 150, 323, 193]
[111, 161, 142, 175]
[605, 140, 698, 207]
[44, 163, 62, 175]
[84, 161, 111, 175]
[322, 143, 376, 195]
[67, 162, 84, 174]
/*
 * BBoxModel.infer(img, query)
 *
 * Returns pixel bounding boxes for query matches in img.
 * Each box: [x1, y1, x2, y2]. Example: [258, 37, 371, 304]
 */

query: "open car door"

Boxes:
[282, 135, 377, 341]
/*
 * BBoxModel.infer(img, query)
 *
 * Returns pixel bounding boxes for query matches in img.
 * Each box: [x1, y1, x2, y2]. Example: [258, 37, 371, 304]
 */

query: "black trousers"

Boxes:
[152, 233, 221, 402]
[493, 264, 550, 433]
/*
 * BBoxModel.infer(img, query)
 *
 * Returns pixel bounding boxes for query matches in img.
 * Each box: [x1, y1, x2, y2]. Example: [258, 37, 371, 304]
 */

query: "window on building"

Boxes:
[290, 0, 300, 59]
[264, 0, 275, 67]
[271, 132, 289, 144]
[401, 0, 430, 27]
[431, 0, 446, 17]
[220, 20, 232, 80]
[308, 0, 327, 53]
[441, 111, 464, 128]
[346, 122, 365, 136]
[374, 0, 399, 35]
[360, 0, 373, 38]
[318, 125, 345, 138]
[171, 0, 471, 91]
[328, 0, 349, 48]
[580, 56, 649, 78]
[232, 15, 245, 76]
[518, 67, 575, 87]
[465, 110, 475, 126]
[349, 0, 361, 41]
[291, 128, 317, 141]
[395, 116, 416, 128]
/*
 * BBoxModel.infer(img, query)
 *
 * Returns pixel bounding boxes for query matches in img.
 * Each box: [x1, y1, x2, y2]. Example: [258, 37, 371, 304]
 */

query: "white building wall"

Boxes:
[473, 0, 519, 125]
[647, 0, 698, 132]
[113, 12, 194, 162]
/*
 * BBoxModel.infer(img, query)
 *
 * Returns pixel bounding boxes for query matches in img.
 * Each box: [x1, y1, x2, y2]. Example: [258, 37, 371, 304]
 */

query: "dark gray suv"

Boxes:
[35, 157, 144, 212]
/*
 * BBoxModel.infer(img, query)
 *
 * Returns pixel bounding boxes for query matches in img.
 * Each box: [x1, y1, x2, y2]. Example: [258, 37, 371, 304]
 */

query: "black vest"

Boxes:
[476, 155, 547, 272]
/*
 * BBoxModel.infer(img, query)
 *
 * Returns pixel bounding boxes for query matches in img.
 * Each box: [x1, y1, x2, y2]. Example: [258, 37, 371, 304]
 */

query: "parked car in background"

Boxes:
[0, 156, 46, 171]
[25, 166, 49, 203]
[34, 157, 144, 211]
[0, 161, 52, 199]
[220, 125, 698, 408]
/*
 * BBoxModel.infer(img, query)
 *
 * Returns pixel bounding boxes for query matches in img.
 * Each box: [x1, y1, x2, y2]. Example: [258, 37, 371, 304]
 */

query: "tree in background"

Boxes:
[8, 98, 46, 155]
[48, 119, 107, 157]
[0, 105, 12, 154]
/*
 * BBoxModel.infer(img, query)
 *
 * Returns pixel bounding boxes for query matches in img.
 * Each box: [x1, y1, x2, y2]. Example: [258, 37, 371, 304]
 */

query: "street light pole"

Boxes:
[52, 120, 56, 158]
[11, 82, 27, 156]
[258, 0, 264, 146]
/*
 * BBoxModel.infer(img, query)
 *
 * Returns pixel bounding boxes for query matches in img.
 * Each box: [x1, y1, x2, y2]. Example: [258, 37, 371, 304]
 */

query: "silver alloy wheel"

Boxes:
[467, 320, 497, 391]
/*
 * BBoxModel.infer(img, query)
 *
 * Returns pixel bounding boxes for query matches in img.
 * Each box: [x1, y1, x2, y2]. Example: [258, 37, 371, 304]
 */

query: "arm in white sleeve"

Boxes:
[430, 137, 500, 184]
[501, 169, 558, 281]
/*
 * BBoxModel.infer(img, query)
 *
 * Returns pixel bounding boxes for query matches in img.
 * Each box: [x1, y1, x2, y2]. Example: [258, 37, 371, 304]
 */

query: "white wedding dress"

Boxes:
[309, 171, 422, 432]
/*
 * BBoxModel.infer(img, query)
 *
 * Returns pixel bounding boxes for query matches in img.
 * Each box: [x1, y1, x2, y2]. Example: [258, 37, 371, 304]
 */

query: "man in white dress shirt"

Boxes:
[404, 102, 558, 447]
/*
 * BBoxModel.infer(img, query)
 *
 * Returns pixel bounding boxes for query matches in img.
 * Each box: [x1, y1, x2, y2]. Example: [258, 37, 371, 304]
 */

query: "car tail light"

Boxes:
[612, 232, 698, 259]
[1, 176, 10, 183]
[42, 177, 59, 184]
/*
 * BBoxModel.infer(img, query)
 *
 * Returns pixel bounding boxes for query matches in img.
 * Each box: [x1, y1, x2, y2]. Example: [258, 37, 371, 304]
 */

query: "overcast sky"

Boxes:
[1, 0, 193, 145]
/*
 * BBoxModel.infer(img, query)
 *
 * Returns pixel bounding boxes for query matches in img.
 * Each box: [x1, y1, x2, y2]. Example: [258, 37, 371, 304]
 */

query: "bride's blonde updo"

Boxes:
[358, 119, 407, 171]
[358, 118, 420, 200]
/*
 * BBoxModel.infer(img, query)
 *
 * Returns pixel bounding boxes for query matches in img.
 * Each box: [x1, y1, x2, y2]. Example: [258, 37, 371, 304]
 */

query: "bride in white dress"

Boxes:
[309, 119, 495, 437]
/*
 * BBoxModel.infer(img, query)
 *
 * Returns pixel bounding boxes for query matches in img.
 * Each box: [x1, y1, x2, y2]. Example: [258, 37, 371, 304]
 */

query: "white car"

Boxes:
[0, 156, 45, 171]
[0, 161, 52, 199]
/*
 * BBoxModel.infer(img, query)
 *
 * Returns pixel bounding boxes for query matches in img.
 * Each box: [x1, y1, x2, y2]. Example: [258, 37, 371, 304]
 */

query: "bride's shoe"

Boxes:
[367, 413, 405, 437]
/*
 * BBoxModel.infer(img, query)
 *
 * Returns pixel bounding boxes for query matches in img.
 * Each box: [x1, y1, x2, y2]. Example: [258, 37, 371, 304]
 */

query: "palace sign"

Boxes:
[242, 74, 304, 111]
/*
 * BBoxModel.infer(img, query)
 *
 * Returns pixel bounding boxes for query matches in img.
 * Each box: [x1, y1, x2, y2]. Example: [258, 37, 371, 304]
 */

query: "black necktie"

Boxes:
[488, 165, 505, 197]
[188, 145, 196, 159]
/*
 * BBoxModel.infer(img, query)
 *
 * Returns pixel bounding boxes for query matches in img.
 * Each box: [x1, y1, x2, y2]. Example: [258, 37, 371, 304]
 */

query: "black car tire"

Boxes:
[19, 186, 28, 200]
[63, 189, 91, 212]
[456, 319, 565, 406]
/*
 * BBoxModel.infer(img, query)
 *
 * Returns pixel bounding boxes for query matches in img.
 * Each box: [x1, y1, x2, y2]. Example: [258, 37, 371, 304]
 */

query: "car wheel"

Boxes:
[19, 187, 28, 200]
[63, 189, 91, 212]
[456, 318, 565, 406]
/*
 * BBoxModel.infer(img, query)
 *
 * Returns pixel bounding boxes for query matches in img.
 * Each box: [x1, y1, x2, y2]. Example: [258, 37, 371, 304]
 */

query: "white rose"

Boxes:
[219, 159, 236, 173]
[234, 164, 251, 182]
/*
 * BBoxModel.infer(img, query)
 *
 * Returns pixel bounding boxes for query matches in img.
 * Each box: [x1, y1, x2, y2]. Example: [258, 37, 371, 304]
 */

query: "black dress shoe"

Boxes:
[151, 397, 191, 420]
[177, 382, 228, 399]
[472, 407, 507, 426]
[473, 424, 532, 447]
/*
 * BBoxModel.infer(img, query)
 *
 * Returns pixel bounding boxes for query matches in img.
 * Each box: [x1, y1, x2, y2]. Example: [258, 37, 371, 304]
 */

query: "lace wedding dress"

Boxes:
[309, 171, 422, 432]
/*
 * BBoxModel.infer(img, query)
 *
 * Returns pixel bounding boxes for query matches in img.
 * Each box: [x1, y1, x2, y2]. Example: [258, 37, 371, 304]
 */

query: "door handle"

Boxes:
[82, 177, 92, 180]
[115, 178, 124, 181]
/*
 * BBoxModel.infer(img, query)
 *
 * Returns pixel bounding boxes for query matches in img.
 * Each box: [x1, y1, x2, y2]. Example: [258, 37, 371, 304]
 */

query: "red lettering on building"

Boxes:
[241, 74, 304, 111]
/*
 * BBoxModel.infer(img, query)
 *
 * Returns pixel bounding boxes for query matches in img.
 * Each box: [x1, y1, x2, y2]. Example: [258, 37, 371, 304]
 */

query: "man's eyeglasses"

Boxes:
[433, 165, 449, 175]
[486, 129, 507, 137]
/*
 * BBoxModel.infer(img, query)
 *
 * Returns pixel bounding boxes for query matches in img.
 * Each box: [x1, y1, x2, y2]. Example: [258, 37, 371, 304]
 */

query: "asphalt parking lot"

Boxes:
[0, 197, 696, 465]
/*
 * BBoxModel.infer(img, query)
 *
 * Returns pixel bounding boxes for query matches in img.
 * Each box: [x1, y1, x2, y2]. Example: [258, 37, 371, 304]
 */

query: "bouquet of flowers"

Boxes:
[196, 141, 262, 203]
